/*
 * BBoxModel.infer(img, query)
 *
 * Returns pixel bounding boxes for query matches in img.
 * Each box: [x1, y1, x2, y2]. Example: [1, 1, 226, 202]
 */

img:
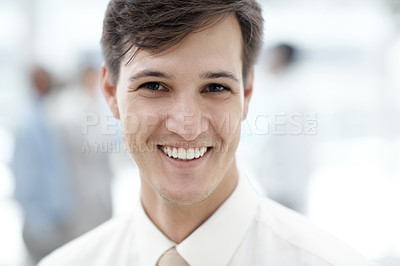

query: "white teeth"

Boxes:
[161, 146, 208, 160]
[178, 148, 186, 159]
[172, 147, 178, 158]
[187, 148, 194, 160]
[194, 148, 200, 158]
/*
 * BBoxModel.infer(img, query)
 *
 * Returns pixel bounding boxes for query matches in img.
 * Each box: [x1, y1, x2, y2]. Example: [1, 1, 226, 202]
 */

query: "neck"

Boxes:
[141, 166, 238, 243]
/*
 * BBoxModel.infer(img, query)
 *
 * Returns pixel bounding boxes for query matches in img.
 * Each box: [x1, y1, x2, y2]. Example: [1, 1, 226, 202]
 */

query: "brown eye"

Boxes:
[140, 82, 162, 91]
[204, 83, 230, 93]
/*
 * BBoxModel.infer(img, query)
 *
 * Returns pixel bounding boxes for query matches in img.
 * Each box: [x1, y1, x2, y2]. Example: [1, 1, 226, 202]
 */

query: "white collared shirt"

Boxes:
[39, 173, 376, 266]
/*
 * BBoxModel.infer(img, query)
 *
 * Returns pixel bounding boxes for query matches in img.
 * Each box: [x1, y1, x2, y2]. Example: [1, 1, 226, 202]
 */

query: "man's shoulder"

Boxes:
[38, 214, 134, 266]
[254, 196, 376, 266]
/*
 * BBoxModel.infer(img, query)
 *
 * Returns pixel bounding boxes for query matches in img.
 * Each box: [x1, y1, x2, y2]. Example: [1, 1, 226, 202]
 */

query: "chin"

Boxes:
[157, 185, 214, 206]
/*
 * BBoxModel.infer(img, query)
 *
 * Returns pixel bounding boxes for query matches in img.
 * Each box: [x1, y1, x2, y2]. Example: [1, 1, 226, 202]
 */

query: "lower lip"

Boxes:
[158, 147, 210, 168]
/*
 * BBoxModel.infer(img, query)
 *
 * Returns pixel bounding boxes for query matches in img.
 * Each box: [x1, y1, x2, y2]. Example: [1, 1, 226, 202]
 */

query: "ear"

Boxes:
[242, 69, 254, 120]
[101, 64, 120, 120]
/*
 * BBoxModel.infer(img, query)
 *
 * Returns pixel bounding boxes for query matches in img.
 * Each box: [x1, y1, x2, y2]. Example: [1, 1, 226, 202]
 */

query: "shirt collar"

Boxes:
[135, 199, 175, 266]
[178, 170, 258, 266]
[135, 170, 259, 266]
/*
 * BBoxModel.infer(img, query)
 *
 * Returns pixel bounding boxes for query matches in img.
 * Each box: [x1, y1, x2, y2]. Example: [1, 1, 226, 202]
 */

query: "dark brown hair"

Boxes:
[101, 0, 263, 85]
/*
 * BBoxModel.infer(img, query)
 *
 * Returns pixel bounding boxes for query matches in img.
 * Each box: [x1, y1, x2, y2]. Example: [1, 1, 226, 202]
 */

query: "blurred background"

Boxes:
[0, 0, 399, 265]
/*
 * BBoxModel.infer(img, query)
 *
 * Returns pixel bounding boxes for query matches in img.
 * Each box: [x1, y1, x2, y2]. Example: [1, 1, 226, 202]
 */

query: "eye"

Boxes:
[139, 82, 167, 92]
[203, 83, 231, 93]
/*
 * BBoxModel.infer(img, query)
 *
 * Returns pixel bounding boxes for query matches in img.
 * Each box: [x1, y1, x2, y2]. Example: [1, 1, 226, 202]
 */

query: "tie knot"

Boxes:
[157, 246, 189, 266]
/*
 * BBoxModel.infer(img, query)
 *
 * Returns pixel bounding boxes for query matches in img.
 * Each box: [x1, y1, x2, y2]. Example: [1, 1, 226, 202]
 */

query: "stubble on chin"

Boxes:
[154, 178, 216, 207]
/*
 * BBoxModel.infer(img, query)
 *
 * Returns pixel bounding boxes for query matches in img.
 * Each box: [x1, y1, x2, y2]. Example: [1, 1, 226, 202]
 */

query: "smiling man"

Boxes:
[39, 0, 376, 265]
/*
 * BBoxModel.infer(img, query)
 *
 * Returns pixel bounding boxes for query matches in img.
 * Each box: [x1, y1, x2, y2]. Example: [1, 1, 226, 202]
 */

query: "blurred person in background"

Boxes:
[268, 43, 296, 74]
[249, 43, 315, 214]
[11, 66, 74, 263]
[50, 64, 114, 240]
[11, 65, 113, 264]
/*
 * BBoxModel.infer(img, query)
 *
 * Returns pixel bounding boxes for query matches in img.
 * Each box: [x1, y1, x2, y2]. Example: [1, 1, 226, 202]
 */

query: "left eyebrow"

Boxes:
[200, 71, 239, 84]
[129, 70, 174, 82]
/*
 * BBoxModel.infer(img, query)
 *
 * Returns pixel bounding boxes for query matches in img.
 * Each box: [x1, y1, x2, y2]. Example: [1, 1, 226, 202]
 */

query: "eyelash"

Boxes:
[138, 82, 167, 93]
[202, 83, 231, 93]
[137, 82, 231, 94]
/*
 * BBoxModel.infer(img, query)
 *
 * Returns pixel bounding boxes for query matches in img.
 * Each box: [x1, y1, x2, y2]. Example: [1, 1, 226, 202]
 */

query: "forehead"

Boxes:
[120, 15, 244, 81]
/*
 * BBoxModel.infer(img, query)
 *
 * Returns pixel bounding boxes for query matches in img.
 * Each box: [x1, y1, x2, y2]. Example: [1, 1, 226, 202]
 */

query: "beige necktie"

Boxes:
[157, 246, 189, 266]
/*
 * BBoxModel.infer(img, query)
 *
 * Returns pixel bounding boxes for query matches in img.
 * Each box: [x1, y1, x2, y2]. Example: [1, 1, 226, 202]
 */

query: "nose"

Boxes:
[166, 95, 208, 141]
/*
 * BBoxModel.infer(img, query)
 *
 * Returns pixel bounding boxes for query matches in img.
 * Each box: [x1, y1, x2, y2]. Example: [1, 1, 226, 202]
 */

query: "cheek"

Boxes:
[121, 97, 167, 146]
[119, 98, 142, 142]
[209, 100, 243, 140]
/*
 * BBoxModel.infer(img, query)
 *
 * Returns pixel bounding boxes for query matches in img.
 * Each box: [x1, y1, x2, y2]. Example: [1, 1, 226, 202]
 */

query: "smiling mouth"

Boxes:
[158, 145, 211, 161]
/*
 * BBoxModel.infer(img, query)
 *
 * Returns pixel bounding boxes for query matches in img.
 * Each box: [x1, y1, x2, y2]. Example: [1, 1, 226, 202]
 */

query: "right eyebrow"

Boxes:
[129, 70, 174, 82]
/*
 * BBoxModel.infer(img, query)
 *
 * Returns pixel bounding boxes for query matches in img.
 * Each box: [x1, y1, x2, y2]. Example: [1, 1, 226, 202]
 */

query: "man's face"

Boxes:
[103, 15, 253, 205]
